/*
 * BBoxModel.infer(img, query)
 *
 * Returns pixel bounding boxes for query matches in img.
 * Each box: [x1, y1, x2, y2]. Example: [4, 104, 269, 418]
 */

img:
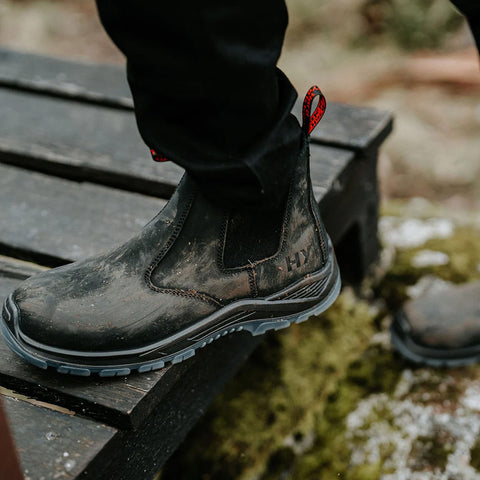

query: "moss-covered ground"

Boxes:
[158, 204, 480, 480]
[161, 289, 389, 480]
[376, 225, 480, 310]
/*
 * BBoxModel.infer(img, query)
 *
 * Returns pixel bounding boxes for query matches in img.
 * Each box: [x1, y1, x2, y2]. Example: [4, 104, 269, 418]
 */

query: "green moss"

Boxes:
[160, 208, 480, 480]
[293, 346, 404, 479]
[259, 447, 296, 480]
[345, 463, 382, 480]
[419, 228, 480, 284]
[470, 438, 480, 471]
[376, 226, 480, 311]
[160, 290, 381, 480]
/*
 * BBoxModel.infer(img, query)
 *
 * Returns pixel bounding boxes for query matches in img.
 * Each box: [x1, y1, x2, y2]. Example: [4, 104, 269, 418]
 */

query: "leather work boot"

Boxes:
[1, 87, 341, 376]
[391, 281, 480, 367]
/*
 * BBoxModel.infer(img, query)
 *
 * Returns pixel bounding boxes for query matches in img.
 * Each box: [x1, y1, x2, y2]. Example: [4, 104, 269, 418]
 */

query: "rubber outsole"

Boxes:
[390, 311, 480, 368]
[1, 272, 341, 377]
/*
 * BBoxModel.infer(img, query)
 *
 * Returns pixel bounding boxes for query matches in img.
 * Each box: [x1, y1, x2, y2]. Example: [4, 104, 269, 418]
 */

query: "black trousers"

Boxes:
[96, 1, 479, 210]
[96, 0, 302, 210]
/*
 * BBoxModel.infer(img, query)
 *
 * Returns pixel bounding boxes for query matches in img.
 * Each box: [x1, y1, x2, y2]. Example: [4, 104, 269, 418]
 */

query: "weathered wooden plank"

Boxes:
[2, 388, 117, 480]
[0, 255, 47, 280]
[0, 88, 183, 198]
[0, 49, 392, 153]
[0, 48, 132, 109]
[0, 338, 168, 431]
[323, 152, 379, 280]
[0, 146, 352, 266]
[2, 329, 260, 480]
[0, 276, 26, 302]
[0, 88, 353, 199]
[303, 102, 393, 152]
[0, 164, 166, 265]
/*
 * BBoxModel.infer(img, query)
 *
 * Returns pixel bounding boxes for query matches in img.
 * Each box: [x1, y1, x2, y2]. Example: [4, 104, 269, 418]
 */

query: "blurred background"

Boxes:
[0, 0, 479, 210]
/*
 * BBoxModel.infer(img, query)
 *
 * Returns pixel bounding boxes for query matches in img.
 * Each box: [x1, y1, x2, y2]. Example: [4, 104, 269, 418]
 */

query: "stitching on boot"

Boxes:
[216, 213, 243, 275]
[144, 191, 223, 307]
[247, 184, 293, 267]
[247, 266, 258, 298]
[308, 182, 327, 266]
[153, 287, 223, 307]
[216, 213, 255, 274]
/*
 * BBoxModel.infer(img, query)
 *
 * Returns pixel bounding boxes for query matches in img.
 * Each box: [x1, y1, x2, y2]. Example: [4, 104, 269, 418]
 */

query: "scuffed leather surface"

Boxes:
[149, 192, 251, 304]
[248, 138, 328, 297]
[14, 176, 217, 351]
[12, 136, 332, 353]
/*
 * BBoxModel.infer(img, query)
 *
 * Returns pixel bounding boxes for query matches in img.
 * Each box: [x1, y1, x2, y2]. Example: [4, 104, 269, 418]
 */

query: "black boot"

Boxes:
[391, 281, 480, 367]
[1, 89, 341, 377]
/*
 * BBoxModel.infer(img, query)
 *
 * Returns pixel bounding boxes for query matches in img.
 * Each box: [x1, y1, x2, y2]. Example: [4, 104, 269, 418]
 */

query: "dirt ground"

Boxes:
[1, 0, 479, 210]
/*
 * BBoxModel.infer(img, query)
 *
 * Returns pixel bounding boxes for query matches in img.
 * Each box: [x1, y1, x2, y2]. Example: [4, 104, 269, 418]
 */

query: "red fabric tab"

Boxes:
[150, 148, 168, 162]
[302, 86, 326, 136]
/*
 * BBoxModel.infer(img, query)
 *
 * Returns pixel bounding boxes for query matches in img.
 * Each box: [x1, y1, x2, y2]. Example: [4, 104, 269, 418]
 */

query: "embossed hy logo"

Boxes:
[285, 248, 310, 271]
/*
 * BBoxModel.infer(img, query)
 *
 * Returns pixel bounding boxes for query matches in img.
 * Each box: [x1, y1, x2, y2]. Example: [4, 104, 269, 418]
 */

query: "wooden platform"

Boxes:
[0, 48, 392, 480]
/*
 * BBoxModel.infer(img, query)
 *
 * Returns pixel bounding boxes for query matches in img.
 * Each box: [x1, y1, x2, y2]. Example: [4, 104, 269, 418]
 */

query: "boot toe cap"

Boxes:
[9, 270, 218, 354]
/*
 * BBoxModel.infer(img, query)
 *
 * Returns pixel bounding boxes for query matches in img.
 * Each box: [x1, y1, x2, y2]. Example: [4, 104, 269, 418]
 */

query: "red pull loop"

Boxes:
[150, 148, 168, 162]
[302, 86, 326, 136]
